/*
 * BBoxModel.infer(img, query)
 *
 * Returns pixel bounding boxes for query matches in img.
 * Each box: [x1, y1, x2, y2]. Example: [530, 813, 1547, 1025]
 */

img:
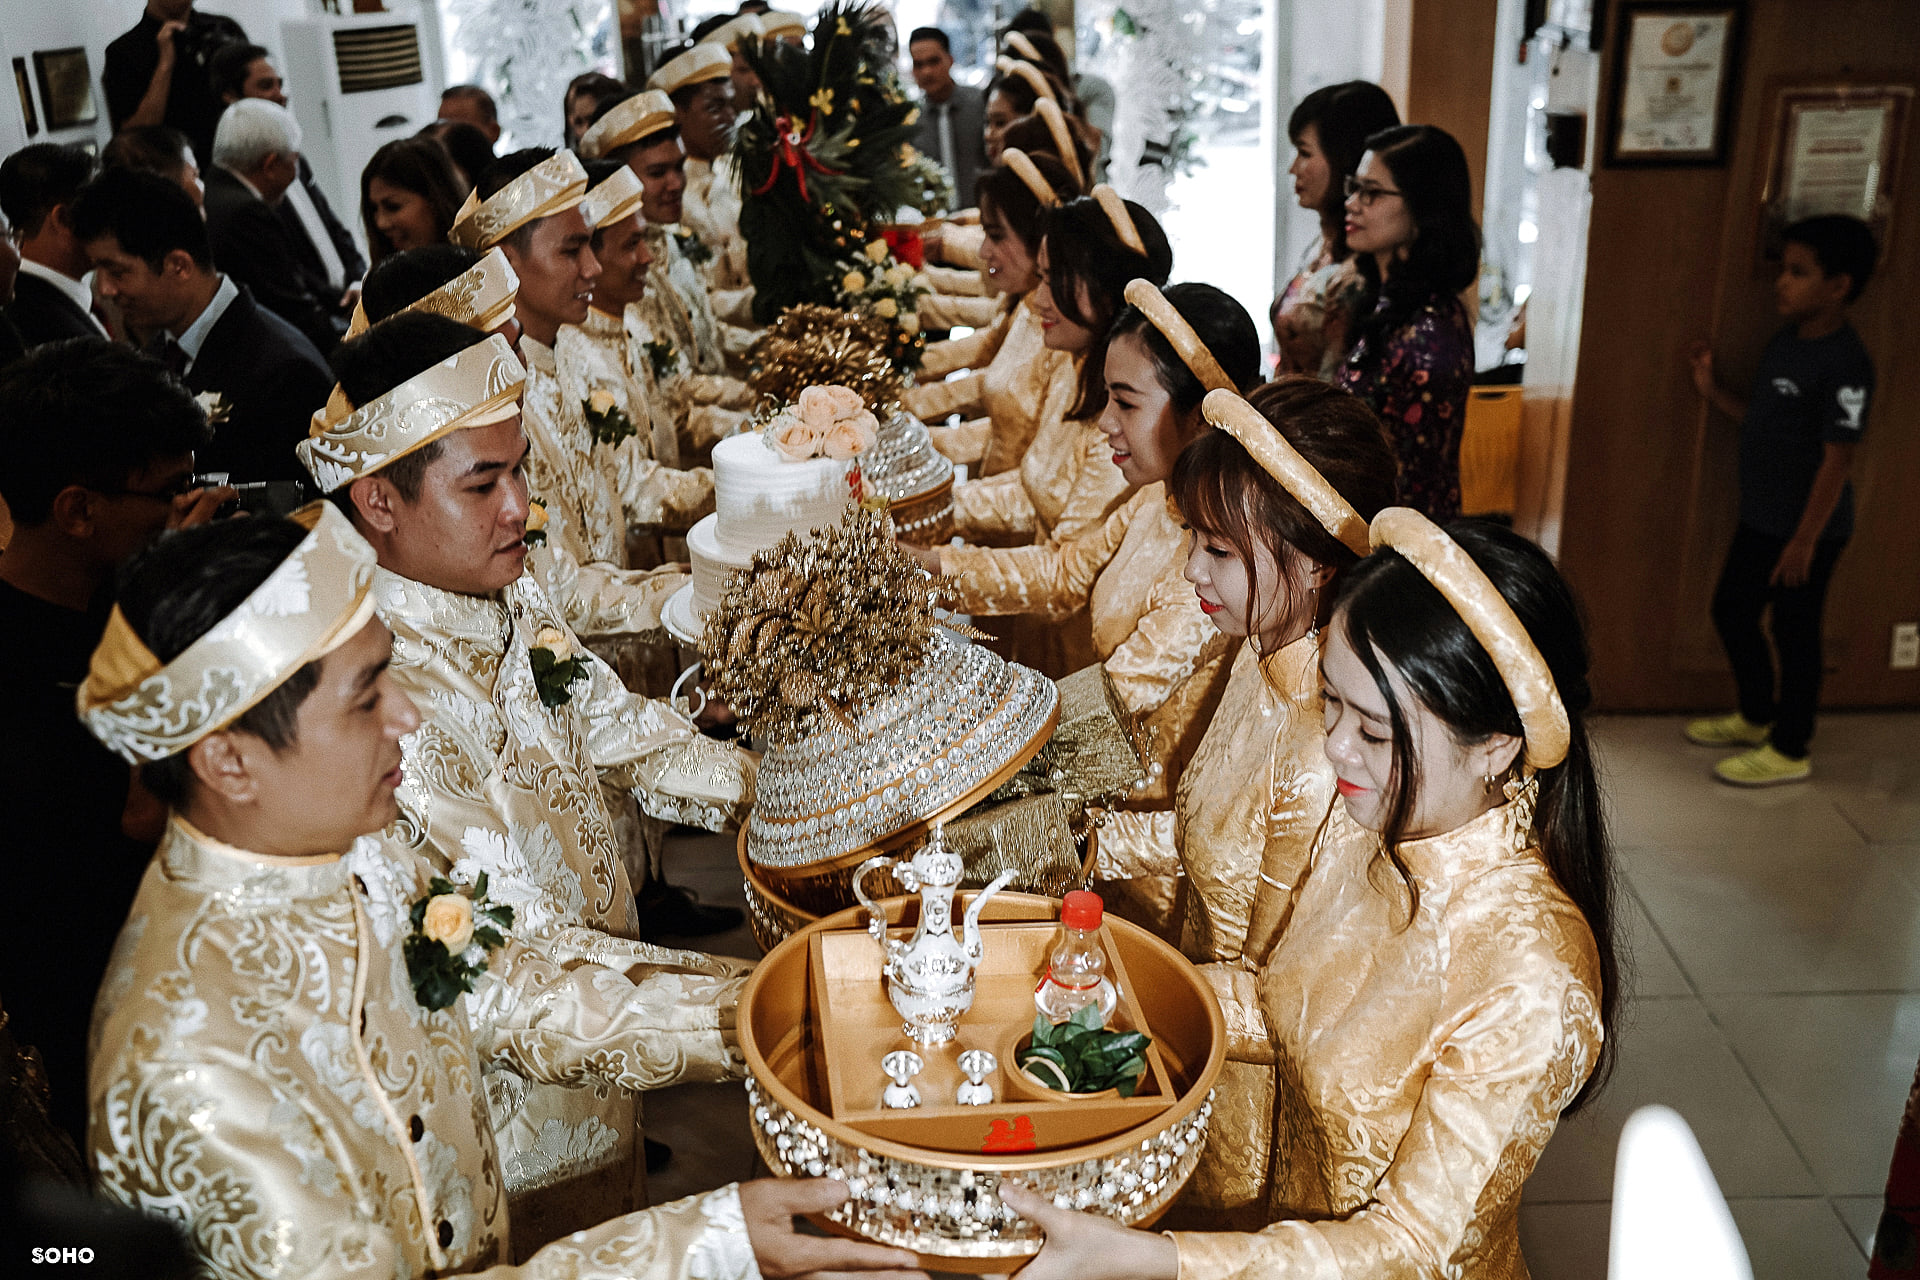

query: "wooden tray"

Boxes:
[807, 921, 1175, 1154]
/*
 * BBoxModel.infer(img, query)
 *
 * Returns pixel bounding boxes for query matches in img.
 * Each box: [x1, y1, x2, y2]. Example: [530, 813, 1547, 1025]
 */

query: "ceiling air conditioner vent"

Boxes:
[333, 25, 423, 94]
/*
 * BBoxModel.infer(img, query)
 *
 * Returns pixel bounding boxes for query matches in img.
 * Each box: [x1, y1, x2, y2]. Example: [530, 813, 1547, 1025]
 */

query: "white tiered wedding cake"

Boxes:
[665, 431, 852, 642]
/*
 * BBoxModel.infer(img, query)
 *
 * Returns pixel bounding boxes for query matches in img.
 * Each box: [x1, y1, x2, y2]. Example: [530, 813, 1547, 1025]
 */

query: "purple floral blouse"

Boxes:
[1337, 291, 1475, 521]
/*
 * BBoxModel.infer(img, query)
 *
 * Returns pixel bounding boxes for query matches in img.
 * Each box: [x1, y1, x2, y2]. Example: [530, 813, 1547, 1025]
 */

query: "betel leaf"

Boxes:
[1016, 1008, 1153, 1096]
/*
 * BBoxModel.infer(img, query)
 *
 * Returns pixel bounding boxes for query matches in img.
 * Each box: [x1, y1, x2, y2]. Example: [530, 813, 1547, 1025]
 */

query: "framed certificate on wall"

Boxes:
[1605, 3, 1744, 165]
[1758, 83, 1911, 259]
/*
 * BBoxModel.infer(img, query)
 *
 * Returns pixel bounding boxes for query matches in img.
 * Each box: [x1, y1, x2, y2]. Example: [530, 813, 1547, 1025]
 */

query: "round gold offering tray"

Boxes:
[740, 892, 1225, 1270]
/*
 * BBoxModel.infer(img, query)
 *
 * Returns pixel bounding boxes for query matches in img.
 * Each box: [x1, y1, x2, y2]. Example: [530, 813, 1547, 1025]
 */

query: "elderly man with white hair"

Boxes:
[204, 96, 351, 351]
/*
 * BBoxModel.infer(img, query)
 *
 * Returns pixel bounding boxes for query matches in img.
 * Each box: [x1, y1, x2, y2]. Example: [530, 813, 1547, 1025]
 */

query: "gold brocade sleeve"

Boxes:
[613, 436, 715, 531]
[949, 465, 1038, 543]
[920, 309, 1009, 379]
[925, 263, 988, 296]
[928, 417, 992, 464]
[1102, 565, 1223, 722]
[939, 222, 986, 269]
[1051, 420, 1132, 543]
[711, 286, 757, 327]
[1092, 809, 1178, 878]
[470, 935, 750, 1092]
[937, 489, 1135, 621]
[573, 652, 758, 831]
[683, 374, 757, 409]
[1170, 971, 1602, 1279]
[905, 371, 986, 422]
[472, 1185, 762, 1280]
[919, 290, 1001, 330]
[527, 544, 686, 640]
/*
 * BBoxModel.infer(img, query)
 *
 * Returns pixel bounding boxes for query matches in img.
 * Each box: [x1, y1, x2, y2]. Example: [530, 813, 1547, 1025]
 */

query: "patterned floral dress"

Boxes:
[1337, 290, 1475, 520]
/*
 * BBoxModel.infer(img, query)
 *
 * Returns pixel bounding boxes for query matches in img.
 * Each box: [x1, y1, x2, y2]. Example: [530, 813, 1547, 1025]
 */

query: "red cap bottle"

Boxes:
[1060, 889, 1103, 931]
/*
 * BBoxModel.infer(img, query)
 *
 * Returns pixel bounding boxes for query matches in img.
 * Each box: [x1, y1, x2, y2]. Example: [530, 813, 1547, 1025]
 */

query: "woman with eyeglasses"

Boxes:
[1337, 123, 1480, 521]
[1270, 82, 1400, 379]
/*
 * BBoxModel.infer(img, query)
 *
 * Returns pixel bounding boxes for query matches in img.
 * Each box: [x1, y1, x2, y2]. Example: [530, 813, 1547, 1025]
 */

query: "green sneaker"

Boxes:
[1714, 744, 1811, 787]
[1685, 712, 1772, 747]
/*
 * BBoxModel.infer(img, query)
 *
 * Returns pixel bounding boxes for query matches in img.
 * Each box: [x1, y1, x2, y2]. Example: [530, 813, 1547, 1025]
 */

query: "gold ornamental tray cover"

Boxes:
[740, 893, 1226, 1269]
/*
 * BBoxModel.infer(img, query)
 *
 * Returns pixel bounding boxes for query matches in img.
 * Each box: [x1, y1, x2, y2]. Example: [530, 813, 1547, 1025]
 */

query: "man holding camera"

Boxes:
[103, 0, 249, 168]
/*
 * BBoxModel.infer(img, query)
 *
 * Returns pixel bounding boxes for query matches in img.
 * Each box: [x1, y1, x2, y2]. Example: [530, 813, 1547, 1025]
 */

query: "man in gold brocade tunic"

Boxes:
[77, 507, 917, 1280]
[299, 323, 757, 1251]
[580, 87, 760, 464]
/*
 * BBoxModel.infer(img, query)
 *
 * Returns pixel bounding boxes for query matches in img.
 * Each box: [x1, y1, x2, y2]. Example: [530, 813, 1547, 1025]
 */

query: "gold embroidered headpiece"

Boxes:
[1369, 507, 1571, 769]
[1091, 184, 1146, 255]
[580, 164, 645, 228]
[1001, 149, 1057, 206]
[297, 334, 526, 493]
[761, 9, 806, 40]
[1202, 389, 1369, 558]
[994, 56, 1056, 105]
[346, 246, 520, 339]
[1124, 280, 1234, 394]
[1033, 98, 1084, 191]
[449, 149, 588, 250]
[702, 12, 764, 49]
[649, 43, 732, 95]
[578, 89, 677, 160]
[78, 503, 379, 763]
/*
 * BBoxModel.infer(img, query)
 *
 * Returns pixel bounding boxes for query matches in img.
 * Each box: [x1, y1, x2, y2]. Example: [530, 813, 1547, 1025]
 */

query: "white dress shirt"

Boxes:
[169, 274, 240, 375]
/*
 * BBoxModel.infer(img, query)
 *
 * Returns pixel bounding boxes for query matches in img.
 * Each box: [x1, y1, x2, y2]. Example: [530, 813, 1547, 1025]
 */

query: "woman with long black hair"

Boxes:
[1270, 81, 1401, 377]
[1002, 514, 1620, 1278]
[1338, 123, 1481, 519]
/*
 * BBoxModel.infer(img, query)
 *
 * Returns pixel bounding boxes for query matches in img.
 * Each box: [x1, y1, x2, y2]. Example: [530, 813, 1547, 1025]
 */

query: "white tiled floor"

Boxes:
[1519, 711, 1920, 1279]
[651, 711, 1920, 1278]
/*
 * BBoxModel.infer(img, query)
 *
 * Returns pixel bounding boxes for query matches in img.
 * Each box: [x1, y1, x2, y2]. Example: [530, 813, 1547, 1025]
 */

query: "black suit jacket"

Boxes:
[178, 283, 332, 483]
[277, 155, 368, 293]
[4, 272, 99, 350]
[912, 83, 989, 208]
[204, 167, 348, 354]
[102, 9, 250, 167]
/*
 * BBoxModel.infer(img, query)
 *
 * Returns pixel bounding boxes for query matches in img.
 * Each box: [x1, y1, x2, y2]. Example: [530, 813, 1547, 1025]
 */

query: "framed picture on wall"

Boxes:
[1757, 83, 1911, 260]
[12, 58, 37, 138]
[1604, 3, 1744, 166]
[32, 47, 98, 132]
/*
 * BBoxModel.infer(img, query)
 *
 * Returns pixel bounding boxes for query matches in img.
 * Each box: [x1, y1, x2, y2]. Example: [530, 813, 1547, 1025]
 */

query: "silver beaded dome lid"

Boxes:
[864, 409, 952, 506]
[746, 630, 1058, 872]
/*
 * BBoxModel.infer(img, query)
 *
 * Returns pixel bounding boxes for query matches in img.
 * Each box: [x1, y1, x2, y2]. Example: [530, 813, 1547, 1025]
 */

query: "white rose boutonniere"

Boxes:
[582, 386, 638, 447]
[529, 625, 588, 708]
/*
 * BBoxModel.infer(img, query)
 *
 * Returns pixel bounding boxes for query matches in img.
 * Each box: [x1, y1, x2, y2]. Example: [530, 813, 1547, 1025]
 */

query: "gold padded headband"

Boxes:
[701, 12, 764, 49]
[649, 43, 733, 95]
[1202, 389, 1369, 558]
[1369, 507, 1571, 769]
[1033, 98, 1084, 191]
[298, 333, 527, 493]
[1091, 184, 1146, 255]
[580, 164, 645, 228]
[449, 150, 588, 250]
[347, 247, 519, 339]
[1003, 31, 1044, 62]
[1123, 280, 1234, 394]
[994, 56, 1056, 105]
[78, 503, 380, 763]
[578, 89, 677, 159]
[1000, 149, 1057, 206]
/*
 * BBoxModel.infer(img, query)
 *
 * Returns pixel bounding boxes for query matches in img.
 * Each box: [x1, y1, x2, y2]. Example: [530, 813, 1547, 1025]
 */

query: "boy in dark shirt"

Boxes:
[1685, 215, 1879, 785]
[0, 339, 228, 1146]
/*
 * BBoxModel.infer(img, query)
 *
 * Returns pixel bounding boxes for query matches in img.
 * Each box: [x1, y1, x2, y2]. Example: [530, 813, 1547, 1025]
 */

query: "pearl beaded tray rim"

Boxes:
[739, 893, 1226, 1268]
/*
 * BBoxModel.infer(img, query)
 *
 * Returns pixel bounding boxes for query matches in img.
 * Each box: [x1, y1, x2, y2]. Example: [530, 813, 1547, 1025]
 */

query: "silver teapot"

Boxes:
[853, 825, 1015, 1046]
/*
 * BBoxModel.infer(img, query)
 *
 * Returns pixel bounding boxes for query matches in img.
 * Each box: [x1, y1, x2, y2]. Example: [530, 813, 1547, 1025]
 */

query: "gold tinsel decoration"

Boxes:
[746, 305, 906, 413]
[700, 504, 950, 744]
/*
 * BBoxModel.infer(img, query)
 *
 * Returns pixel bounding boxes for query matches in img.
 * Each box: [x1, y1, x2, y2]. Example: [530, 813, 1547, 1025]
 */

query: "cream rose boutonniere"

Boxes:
[194, 391, 232, 426]
[404, 873, 514, 1011]
[530, 625, 589, 708]
[524, 498, 549, 546]
[582, 387, 638, 447]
